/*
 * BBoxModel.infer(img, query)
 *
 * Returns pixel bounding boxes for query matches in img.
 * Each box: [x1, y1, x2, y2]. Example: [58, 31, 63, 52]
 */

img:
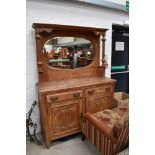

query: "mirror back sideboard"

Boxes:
[33, 23, 116, 148]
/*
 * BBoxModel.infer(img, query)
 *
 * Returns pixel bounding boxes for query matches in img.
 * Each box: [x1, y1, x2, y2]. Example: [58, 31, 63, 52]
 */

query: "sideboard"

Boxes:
[32, 23, 116, 148]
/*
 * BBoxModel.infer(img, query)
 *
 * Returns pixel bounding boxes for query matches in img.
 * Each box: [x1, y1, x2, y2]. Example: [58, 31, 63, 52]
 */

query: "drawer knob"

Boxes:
[73, 92, 80, 98]
[106, 87, 110, 92]
[88, 90, 94, 95]
[50, 96, 58, 102]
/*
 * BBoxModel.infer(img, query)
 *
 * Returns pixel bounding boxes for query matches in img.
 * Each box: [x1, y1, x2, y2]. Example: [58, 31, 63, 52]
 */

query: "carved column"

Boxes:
[33, 27, 53, 82]
[100, 32, 106, 66]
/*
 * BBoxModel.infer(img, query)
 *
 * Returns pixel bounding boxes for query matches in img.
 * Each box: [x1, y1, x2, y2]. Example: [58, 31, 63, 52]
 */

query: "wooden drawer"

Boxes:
[46, 90, 83, 103]
[87, 93, 112, 101]
[86, 93, 113, 113]
[86, 85, 113, 96]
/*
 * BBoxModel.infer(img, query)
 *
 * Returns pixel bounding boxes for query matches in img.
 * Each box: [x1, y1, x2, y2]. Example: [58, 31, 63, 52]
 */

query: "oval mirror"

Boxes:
[43, 37, 94, 69]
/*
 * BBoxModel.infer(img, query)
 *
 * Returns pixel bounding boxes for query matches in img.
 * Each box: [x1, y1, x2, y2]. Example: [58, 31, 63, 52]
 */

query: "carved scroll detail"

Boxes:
[94, 31, 100, 36]
[35, 28, 54, 39]
[100, 32, 106, 67]
[100, 32, 106, 41]
[37, 61, 44, 73]
[36, 34, 41, 39]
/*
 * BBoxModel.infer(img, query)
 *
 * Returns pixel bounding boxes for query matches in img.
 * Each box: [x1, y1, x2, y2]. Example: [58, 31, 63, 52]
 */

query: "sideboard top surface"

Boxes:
[38, 77, 116, 93]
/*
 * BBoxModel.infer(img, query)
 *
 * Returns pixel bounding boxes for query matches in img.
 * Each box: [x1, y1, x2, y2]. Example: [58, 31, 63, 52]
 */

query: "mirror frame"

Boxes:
[33, 23, 108, 82]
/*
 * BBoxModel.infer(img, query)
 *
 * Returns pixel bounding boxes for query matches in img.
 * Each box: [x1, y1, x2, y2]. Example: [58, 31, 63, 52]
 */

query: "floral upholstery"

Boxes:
[94, 99, 129, 138]
[83, 99, 129, 155]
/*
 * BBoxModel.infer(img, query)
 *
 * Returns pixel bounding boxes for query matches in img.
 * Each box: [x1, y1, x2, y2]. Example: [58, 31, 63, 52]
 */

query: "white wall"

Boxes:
[106, 0, 127, 5]
[26, 0, 128, 133]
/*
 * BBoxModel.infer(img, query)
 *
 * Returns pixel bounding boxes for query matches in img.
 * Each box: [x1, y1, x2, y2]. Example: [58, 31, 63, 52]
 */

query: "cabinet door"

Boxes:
[86, 93, 113, 113]
[50, 100, 82, 138]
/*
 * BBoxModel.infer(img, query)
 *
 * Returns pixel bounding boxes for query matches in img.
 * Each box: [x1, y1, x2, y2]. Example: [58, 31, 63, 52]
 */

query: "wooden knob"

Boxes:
[50, 96, 58, 102]
[88, 90, 94, 95]
[105, 87, 110, 92]
[73, 92, 80, 98]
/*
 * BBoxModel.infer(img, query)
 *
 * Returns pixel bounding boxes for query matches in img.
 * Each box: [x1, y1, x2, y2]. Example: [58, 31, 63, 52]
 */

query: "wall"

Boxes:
[107, 0, 127, 5]
[26, 0, 128, 133]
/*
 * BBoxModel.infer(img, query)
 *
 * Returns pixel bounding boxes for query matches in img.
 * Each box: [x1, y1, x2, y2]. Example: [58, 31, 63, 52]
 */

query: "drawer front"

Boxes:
[86, 85, 113, 96]
[46, 90, 83, 103]
[87, 93, 112, 101]
[86, 93, 113, 113]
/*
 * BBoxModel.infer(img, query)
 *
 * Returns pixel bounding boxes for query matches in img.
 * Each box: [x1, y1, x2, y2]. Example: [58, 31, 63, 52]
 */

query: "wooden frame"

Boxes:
[32, 23, 108, 82]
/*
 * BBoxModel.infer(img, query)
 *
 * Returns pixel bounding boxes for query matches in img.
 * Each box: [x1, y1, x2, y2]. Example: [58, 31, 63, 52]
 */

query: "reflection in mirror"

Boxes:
[43, 37, 94, 69]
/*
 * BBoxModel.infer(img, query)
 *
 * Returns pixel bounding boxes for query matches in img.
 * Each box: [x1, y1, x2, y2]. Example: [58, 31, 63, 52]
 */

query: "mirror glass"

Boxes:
[43, 37, 94, 69]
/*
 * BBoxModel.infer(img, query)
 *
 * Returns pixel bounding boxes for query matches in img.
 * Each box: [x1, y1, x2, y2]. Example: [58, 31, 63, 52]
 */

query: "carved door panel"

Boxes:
[50, 100, 82, 137]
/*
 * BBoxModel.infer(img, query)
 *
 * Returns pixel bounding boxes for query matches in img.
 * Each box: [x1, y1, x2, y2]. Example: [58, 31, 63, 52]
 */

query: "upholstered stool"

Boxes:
[83, 100, 129, 155]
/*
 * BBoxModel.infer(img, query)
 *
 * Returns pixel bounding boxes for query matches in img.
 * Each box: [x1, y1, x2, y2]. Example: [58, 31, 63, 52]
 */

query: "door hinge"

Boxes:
[80, 112, 85, 122]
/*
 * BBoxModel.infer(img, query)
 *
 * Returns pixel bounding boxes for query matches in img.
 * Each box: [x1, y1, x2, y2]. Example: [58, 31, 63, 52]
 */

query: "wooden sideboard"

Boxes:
[32, 23, 116, 148]
[38, 77, 116, 147]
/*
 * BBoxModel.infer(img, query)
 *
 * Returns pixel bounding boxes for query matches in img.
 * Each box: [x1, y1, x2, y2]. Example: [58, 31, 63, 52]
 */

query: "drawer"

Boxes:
[86, 96, 109, 113]
[87, 93, 113, 101]
[46, 90, 83, 103]
[86, 93, 113, 113]
[86, 85, 113, 96]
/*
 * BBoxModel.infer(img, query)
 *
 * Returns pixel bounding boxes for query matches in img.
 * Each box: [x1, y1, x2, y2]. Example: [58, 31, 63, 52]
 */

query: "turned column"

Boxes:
[100, 32, 106, 67]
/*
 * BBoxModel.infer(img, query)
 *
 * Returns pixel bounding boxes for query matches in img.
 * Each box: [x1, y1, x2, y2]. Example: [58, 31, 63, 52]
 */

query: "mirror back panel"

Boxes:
[33, 23, 108, 82]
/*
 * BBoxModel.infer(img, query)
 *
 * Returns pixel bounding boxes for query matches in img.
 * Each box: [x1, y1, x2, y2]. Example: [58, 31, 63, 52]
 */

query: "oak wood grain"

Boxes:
[33, 23, 116, 148]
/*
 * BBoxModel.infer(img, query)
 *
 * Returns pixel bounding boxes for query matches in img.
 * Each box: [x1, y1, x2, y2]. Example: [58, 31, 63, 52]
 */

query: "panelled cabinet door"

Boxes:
[50, 100, 82, 138]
